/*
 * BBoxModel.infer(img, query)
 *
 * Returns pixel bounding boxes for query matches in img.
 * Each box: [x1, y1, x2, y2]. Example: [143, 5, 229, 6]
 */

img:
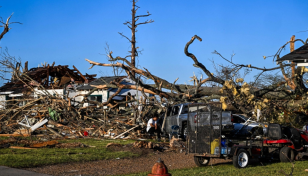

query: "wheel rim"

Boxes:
[200, 158, 209, 165]
[238, 152, 248, 167]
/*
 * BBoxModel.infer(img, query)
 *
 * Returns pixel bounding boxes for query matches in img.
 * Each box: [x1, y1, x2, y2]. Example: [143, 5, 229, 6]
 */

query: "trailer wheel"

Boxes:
[233, 149, 250, 168]
[280, 146, 294, 162]
[194, 156, 210, 167]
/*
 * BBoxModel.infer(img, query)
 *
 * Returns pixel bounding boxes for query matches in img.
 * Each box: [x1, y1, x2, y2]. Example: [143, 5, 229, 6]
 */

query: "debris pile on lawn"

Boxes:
[133, 141, 154, 149]
[0, 62, 165, 140]
[0, 137, 88, 149]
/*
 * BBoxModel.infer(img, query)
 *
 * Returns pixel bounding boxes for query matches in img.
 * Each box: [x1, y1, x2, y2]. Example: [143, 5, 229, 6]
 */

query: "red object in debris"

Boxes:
[84, 131, 89, 136]
[148, 158, 171, 176]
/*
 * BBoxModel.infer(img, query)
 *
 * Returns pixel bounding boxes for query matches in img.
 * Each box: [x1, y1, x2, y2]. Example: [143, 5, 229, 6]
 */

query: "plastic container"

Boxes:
[221, 139, 226, 147]
[221, 147, 231, 155]
[211, 139, 219, 154]
[214, 147, 230, 155]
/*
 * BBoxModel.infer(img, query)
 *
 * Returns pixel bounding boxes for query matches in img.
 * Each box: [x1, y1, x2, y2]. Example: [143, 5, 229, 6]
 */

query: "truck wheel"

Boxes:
[233, 149, 250, 168]
[280, 146, 294, 162]
[194, 156, 210, 167]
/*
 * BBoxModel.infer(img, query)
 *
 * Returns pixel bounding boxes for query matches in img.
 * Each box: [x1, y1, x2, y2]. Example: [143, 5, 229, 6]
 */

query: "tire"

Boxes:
[194, 156, 210, 167]
[233, 149, 250, 168]
[280, 146, 294, 162]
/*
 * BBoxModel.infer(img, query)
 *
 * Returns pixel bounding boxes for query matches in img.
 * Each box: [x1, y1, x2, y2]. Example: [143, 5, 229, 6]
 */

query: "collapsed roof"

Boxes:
[77, 76, 126, 90]
[0, 63, 96, 94]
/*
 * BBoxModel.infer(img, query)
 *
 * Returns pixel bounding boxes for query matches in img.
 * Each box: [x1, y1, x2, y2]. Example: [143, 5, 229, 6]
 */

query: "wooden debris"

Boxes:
[106, 143, 122, 148]
[170, 136, 181, 148]
[47, 127, 63, 138]
[13, 129, 31, 135]
[0, 61, 161, 141]
[113, 125, 139, 139]
[133, 141, 153, 149]
[30, 140, 58, 148]
[9, 146, 36, 150]
[0, 134, 31, 137]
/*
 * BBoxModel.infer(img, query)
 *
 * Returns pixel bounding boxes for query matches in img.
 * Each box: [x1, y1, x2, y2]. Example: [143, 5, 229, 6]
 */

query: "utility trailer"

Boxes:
[187, 103, 308, 168]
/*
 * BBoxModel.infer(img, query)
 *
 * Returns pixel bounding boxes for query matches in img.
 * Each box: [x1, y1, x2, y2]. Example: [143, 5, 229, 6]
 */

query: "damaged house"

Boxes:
[0, 62, 152, 110]
[0, 63, 96, 109]
[75, 76, 153, 109]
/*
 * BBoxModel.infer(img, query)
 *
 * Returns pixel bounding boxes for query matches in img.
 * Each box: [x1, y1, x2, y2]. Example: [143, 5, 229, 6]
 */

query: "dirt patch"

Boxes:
[54, 142, 88, 148]
[108, 143, 152, 156]
[27, 148, 231, 176]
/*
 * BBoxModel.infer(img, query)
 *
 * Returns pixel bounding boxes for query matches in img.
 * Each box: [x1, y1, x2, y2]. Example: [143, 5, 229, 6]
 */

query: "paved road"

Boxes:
[0, 166, 51, 176]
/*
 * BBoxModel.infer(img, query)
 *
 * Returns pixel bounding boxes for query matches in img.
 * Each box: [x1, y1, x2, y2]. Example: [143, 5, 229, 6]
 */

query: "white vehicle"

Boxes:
[162, 103, 233, 138]
[162, 103, 267, 139]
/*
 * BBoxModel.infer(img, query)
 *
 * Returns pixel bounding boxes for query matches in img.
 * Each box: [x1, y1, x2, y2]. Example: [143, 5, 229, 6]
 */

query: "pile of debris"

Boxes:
[0, 62, 164, 140]
[0, 137, 89, 149]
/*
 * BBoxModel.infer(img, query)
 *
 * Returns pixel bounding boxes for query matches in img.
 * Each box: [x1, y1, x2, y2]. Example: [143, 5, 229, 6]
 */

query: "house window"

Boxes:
[88, 95, 102, 103]
[5, 95, 11, 100]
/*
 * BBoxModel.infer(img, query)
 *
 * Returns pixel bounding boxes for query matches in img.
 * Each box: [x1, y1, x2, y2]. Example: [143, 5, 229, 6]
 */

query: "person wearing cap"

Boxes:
[147, 114, 161, 141]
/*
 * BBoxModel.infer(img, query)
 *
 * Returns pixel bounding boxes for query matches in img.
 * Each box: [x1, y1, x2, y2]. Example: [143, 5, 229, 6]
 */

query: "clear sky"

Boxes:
[0, 0, 308, 85]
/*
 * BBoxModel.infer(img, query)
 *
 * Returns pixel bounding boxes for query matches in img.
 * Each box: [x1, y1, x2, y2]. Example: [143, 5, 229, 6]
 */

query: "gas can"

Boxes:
[211, 139, 219, 154]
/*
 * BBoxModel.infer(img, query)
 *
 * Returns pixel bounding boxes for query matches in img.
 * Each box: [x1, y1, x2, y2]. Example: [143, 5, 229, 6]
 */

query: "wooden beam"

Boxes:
[290, 35, 295, 52]
[0, 133, 31, 137]
[45, 64, 50, 87]
[24, 61, 28, 72]
[73, 65, 88, 83]
[10, 146, 36, 150]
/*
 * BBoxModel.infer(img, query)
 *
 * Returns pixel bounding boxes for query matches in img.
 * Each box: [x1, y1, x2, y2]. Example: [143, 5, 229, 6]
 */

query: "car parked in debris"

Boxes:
[231, 114, 268, 137]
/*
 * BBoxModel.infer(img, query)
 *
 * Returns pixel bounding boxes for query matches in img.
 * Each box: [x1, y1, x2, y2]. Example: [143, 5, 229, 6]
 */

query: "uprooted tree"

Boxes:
[86, 30, 308, 126]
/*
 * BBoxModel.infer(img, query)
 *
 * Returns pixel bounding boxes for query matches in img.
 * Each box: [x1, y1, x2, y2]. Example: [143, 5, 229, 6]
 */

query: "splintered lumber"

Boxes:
[48, 120, 65, 127]
[0, 133, 31, 137]
[13, 129, 31, 135]
[47, 127, 63, 138]
[30, 140, 58, 148]
[10, 146, 36, 150]
[133, 141, 153, 149]
[113, 125, 139, 139]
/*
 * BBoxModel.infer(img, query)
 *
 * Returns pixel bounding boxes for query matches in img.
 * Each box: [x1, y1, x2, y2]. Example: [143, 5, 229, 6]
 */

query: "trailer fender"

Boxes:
[231, 146, 252, 157]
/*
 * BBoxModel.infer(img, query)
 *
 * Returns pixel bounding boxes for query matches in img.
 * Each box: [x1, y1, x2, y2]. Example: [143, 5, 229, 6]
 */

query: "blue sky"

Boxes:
[0, 0, 308, 85]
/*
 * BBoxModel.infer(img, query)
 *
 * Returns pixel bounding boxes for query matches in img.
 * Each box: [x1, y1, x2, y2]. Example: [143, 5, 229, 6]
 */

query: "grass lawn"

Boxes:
[0, 137, 138, 168]
[122, 160, 308, 176]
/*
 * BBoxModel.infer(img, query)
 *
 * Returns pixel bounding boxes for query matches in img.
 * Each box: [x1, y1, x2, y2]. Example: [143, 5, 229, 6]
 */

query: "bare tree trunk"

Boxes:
[131, 0, 137, 77]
